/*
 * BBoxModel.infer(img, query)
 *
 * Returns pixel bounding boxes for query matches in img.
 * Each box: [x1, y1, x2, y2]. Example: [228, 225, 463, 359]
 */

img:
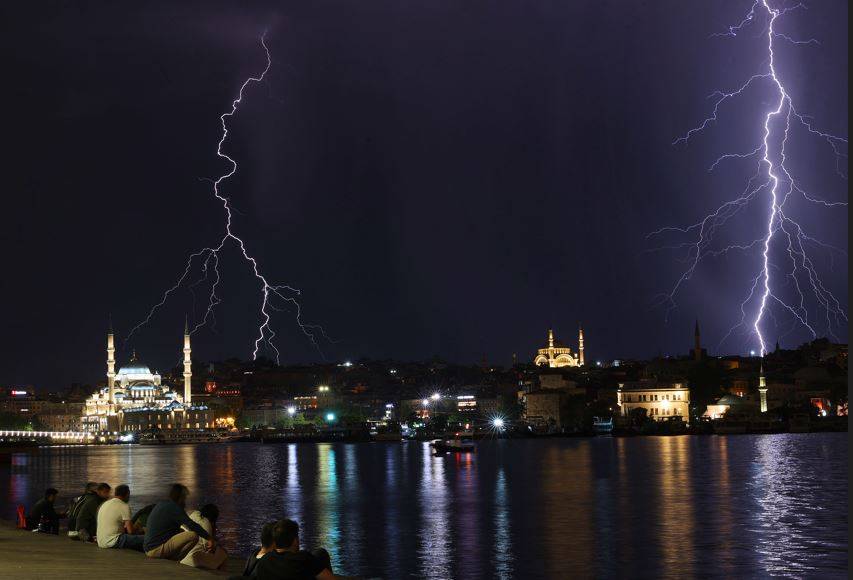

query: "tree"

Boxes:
[0, 412, 31, 430]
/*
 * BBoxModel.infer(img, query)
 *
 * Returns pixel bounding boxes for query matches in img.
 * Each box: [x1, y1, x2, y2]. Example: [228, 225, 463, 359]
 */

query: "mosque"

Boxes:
[533, 327, 585, 367]
[82, 321, 214, 432]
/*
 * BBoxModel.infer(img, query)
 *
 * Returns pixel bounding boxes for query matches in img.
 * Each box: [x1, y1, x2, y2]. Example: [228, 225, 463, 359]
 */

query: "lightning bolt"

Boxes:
[649, 1, 847, 355]
[126, 33, 327, 363]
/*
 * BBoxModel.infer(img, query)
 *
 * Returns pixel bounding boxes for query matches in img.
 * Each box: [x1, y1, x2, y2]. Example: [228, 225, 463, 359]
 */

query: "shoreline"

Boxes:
[1, 423, 847, 454]
[0, 519, 244, 579]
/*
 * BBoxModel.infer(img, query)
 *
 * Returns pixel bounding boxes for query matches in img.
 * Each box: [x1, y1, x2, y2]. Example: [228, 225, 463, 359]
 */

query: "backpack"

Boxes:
[67, 494, 86, 530]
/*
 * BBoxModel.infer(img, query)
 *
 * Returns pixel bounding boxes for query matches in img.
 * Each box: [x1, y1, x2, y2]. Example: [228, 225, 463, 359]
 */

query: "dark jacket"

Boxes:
[73, 492, 103, 535]
[26, 498, 58, 531]
[143, 500, 210, 552]
[243, 548, 262, 577]
[66, 493, 87, 530]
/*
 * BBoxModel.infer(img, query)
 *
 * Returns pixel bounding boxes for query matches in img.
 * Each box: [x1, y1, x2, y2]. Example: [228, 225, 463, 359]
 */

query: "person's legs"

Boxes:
[312, 548, 333, 573]
[115, 533, 144, 552]
[46, 514, 60, 534]
[182, 546, 228, 570]
[145, 531, 199, 560]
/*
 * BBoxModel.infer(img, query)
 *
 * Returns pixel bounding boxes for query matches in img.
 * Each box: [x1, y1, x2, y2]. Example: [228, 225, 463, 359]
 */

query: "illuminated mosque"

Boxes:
[83, 321, 213, 432]
[534, 327, 585, 367]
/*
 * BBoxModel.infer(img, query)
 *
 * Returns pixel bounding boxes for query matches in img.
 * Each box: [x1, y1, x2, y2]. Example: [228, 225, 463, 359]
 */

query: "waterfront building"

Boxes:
[538, 371, 585, 395]
[0, 389, 49, 417]
[534, 327, 585, 368]
[37, 402, 85, 432]
[617, 381, 690, 424]
[703, 394, 756, 420]
[82, 321, 213, 432]
[524, 389, 571, 432]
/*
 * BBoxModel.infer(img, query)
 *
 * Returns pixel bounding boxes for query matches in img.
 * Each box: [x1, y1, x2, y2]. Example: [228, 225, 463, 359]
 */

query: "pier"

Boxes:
[0, 520, 242, 579]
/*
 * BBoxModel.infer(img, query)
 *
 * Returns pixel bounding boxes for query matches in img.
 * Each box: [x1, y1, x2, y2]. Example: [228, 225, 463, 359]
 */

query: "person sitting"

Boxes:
[130, 503, 155, 534]
[180, 503, 228, 570]
[243, 521, 276, 577]
[26, 488, 61, 534]
[67, 482, 98, 539]
[255, 519, 356, 580]
[143, 483, 212, 561]
[73, 482, 111, 542]
[96, 484, 143, 551]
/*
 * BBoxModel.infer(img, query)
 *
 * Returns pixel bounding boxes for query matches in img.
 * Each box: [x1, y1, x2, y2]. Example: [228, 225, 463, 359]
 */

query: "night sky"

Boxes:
[2, 1, 847, 389]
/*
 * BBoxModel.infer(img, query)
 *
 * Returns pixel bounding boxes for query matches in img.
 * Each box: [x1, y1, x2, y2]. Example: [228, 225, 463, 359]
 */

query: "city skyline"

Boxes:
[2, 1, 847, 389]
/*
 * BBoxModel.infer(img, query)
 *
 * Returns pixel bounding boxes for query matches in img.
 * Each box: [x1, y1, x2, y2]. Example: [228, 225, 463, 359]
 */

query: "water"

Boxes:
[1, 434, 847, 578]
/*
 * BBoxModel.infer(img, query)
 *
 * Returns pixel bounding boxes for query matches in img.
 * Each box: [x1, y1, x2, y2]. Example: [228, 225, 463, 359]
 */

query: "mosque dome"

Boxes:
[117, 350, 152, 376]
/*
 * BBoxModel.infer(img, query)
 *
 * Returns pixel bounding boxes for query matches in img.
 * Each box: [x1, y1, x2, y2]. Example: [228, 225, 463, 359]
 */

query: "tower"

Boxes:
[694, 319, 702, 361]
[548, 328, 555, 349]
[183, 319, 192, 406]
[759, 362, 768, 413]
[578, 324, 585, 367]
[107, 321, 116, 405]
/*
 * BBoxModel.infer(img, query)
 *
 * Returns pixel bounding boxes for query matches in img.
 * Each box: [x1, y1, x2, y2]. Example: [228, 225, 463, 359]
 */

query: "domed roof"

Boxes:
[117, 350, 152, 376]
[716, 394, 746, 406]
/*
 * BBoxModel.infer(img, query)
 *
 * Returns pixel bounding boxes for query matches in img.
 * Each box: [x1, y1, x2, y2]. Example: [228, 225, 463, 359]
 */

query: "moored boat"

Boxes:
[592, 417, 614, 435]
[432, 438, 476, 453]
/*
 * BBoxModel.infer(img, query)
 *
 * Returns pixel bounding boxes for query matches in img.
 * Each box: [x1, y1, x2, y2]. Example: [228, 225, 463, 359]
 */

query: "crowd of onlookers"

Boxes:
[22, 484, 357, 579]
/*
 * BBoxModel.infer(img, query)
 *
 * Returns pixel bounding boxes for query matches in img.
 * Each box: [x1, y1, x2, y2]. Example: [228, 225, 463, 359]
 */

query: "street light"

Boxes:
[422, 398, 430, 407]
[430, 393, 441, 401]
[287, 406, 296, 416]
[492, 417, 505, 430]
[325, 412, 336, 422]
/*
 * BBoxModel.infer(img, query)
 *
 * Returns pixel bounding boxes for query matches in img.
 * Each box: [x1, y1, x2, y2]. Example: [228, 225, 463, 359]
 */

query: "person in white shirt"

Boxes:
[96, 484, 143, 551]
[180, 504, 228, 570]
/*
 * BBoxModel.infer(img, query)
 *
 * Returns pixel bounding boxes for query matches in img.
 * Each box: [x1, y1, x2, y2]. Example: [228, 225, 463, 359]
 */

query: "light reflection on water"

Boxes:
[0, 434, 846, 578]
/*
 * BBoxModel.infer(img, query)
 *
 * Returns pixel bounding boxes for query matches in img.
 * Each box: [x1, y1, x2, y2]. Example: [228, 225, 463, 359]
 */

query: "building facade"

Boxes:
[524, 390, 569, 431]
[617, 381, 691, 424]
[534, 327, 585, 368]
[82, 321, 213, 432]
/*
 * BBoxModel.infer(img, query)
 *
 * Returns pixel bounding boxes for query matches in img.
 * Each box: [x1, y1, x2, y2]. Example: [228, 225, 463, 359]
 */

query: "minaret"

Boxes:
[759, 362, 768, 413]
[694, 319, 702, 361]
[183, 318, 192, 406]
[107, 319, 116, 405]
[548, 328, 555, 349]
[578, 324, 585, 366]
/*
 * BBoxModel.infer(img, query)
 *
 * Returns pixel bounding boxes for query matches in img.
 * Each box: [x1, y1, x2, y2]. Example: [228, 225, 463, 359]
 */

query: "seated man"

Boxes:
[97, 484, 143, 551]
[180, 504, 228, 570]
[26, 488, 61, 534]
[74, 482, 111, 542]
[130, 503, 155, 534]
[143, 483, 212, 561]
[67, 482, 98, 538]
[243, 521, 276, 577]
[255, 519, 357, 580]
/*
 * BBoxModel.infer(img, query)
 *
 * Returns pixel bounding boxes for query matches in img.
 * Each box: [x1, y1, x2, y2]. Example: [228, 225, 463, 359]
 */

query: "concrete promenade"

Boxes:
[0, 521, 243, 580]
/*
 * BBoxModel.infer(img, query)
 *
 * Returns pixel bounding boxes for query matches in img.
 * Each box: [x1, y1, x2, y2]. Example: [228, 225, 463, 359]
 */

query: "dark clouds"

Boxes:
[1, 1, 847, 388]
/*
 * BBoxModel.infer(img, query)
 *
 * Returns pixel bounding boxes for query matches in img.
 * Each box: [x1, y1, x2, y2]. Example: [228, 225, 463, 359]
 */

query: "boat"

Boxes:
[592, 417, 614, 435]
[431, 438, 476, 453]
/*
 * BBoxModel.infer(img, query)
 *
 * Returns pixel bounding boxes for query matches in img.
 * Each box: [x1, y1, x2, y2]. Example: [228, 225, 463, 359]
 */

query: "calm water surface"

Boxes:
[1, 434, 847, 578]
